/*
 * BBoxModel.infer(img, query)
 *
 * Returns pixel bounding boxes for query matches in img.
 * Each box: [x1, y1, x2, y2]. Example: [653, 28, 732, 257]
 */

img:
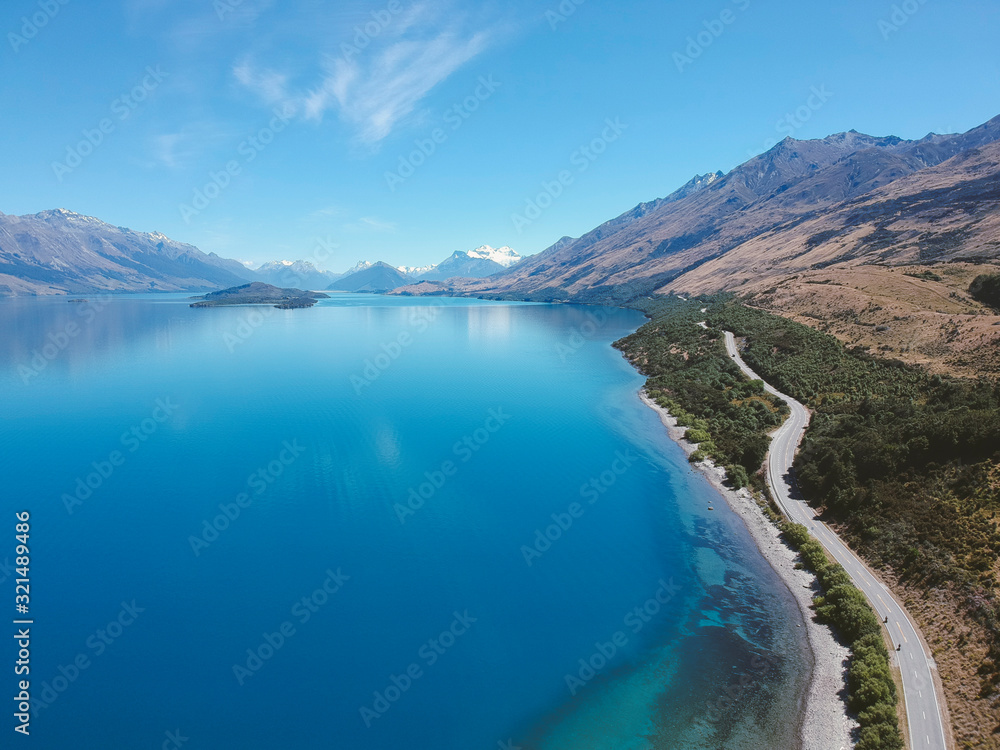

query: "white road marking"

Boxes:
[721, 331, 947, 750]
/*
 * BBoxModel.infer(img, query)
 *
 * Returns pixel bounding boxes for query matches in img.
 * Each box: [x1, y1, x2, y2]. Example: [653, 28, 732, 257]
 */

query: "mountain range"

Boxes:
[419, 115, 1000, 302]
[0, 214, 522, 296]
[327, 262, 412, 293]
[0, 209, 253, 295]
[253, 260, 343, 291]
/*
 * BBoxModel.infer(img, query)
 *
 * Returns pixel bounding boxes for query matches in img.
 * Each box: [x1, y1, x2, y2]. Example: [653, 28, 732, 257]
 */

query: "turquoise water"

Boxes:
[0, 294, 809, 749]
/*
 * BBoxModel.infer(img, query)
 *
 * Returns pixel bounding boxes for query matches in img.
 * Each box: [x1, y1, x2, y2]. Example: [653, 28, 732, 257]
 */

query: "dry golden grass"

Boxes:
[889, 576, 998, 749]
[740, 262, 1000, 379]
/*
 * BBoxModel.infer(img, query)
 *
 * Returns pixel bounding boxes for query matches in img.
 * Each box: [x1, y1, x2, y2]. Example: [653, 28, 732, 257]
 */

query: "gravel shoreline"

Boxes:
[639, 390, 857, 749]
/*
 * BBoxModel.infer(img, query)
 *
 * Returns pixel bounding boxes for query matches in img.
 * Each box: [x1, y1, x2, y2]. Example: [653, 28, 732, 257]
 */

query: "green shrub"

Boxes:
[685, 428, 711, 444]
[782, 525, 902, 748]
[856, 721, 905, 750]
[726, 464, 750, 488]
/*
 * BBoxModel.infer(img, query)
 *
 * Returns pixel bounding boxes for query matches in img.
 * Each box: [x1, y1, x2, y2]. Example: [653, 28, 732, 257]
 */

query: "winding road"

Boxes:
[722, 330, 949, 750]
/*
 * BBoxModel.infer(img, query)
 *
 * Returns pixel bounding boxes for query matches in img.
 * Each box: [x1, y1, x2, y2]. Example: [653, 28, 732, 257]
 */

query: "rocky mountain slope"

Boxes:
[437, 115, 1000, 303]
[0, 209, 255, 295]
[399, 116, 1000, 376]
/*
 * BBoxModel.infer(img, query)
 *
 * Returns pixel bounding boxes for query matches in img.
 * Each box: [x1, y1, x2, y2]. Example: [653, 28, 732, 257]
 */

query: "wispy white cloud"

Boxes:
[233, 4, 493, 144]
[307, 30, 489, 143]
[233, 61, 291, 108]
[153, 133, 184, 169]
[125, 0, 274, 42]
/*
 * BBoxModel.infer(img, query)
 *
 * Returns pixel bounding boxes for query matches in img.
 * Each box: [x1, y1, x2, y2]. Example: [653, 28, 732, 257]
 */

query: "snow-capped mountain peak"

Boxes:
[398, 264, 436, 276]
[466, 245, 522, 267]
[343, 260, 373, 275]
[256, 259, 317, 273]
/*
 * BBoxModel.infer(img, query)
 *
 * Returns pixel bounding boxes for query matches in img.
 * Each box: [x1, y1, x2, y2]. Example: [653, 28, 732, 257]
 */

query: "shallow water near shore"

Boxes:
[0, 294, 809, 749]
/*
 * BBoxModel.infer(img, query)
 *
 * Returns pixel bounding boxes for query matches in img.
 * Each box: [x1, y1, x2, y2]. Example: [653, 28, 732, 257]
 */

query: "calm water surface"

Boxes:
[0, 294, 809, 749]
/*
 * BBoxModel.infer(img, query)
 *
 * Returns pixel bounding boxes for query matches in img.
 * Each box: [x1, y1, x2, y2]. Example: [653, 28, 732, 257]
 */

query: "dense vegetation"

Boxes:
[971, 273, 1000, 311]
[617, 294, 1000, 744]
[783, 523, 903, 749]
[709, 300, 1000, 695]
[614, 295, 787, 490]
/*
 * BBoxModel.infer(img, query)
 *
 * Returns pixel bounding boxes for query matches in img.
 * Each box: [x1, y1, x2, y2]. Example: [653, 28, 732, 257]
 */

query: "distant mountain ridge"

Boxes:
[464, 245, 522, 268]
[325, 246, 524, 292]
[250, 247, 523, 290]
[418, 252, 505, 282]
[0, 209, 254, 295]
[415, 245, 522, 282]
[0, 208, 524, 297]
[254, 260, 342, 290]
[327, 261, 411, 293]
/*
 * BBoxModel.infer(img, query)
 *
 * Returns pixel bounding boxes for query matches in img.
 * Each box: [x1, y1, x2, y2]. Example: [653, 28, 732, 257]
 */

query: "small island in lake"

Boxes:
[190, 282, 330, 309]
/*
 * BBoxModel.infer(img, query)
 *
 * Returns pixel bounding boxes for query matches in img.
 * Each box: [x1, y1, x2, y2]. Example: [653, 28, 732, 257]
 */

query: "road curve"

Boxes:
[723, 330, 949, 750]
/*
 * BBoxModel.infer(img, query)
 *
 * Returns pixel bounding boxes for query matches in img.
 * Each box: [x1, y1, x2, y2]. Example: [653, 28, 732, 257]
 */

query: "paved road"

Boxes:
[723, 330, 949, 750]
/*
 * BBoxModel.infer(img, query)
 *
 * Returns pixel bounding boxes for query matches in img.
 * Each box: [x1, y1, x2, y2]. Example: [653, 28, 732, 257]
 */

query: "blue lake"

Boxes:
[0, 294, 809, 749]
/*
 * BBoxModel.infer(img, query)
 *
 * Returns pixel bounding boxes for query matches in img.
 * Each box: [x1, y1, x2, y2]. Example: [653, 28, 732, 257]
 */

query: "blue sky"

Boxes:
[1, 0, 998, 271]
